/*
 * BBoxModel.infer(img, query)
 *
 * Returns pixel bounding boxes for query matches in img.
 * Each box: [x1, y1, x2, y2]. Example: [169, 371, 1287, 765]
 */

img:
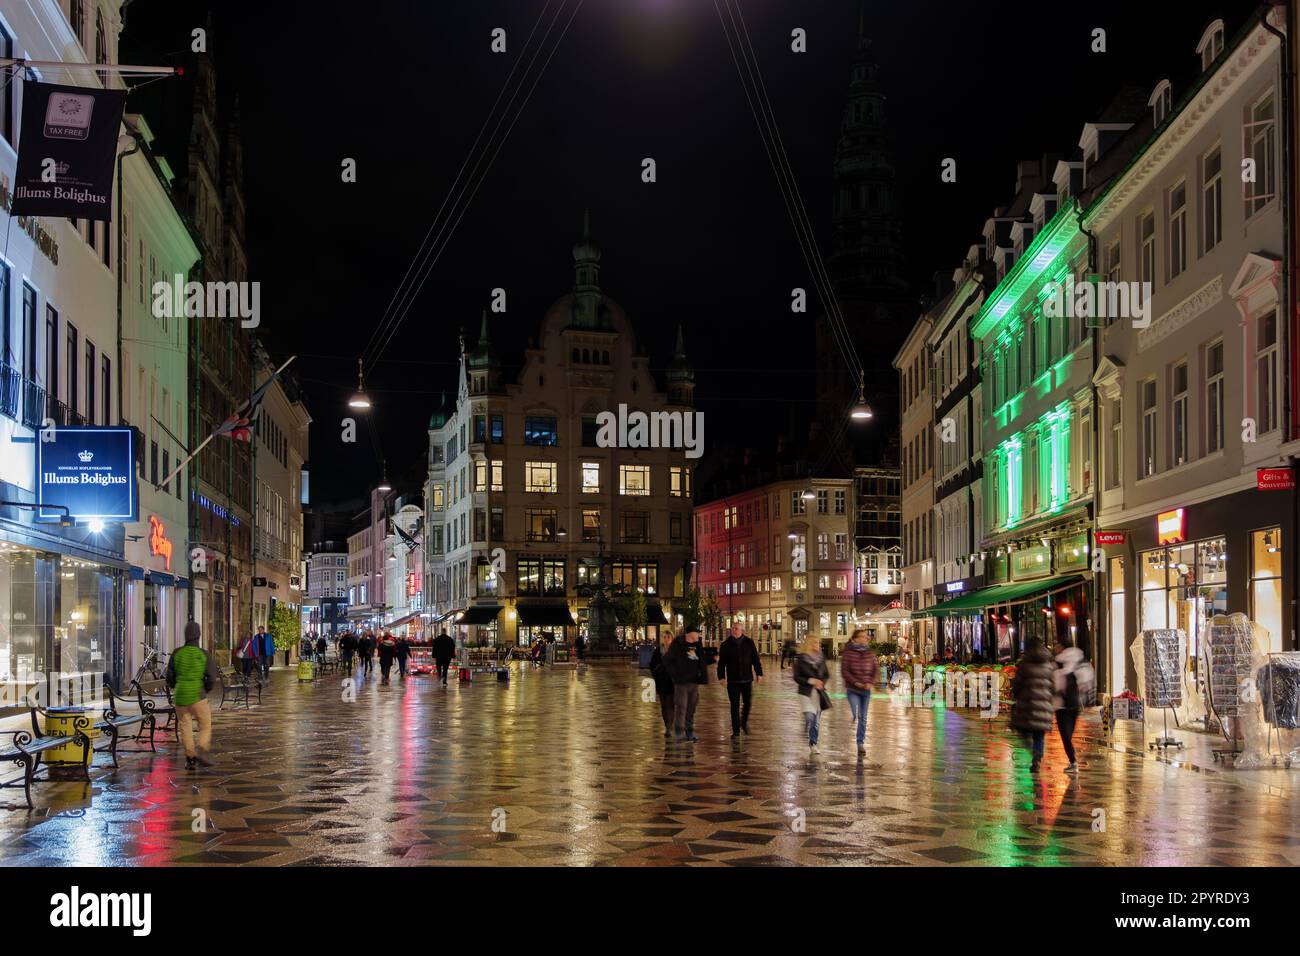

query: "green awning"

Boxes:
[921, 575, 1083, 618]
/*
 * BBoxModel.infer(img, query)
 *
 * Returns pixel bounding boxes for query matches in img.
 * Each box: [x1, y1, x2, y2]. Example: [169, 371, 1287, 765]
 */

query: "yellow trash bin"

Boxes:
[43, 708, 97, 765]
[297, 659, 316, 682]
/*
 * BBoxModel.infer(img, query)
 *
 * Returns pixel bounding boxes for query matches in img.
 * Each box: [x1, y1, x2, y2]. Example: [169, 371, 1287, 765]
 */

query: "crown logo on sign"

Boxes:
[78, 450, 93, 462]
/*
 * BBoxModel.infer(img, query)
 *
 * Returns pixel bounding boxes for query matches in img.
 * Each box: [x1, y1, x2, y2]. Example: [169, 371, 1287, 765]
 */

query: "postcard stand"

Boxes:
[1141, 629, 1185, 752]
[1204, 614, 1256, 764]
[1258, 651, 1300, 769]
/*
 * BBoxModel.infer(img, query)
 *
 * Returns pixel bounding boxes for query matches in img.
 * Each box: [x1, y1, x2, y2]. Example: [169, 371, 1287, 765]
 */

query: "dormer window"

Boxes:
[1149, 80, 1172, 126]
[1197, 19, 1226, 72]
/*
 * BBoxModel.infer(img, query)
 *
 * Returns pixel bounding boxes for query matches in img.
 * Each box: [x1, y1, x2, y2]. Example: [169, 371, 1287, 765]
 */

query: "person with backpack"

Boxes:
[840, 628, 879, 756]
[166, 621, 220, 770]
[1010, 639, 1055, 773]
[792, 635, 831, 755]
[1053, 643, 1093, 774]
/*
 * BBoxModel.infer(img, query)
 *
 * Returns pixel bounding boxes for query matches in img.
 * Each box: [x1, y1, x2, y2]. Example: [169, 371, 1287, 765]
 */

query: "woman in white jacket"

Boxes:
[1053, 645, 1089, 773]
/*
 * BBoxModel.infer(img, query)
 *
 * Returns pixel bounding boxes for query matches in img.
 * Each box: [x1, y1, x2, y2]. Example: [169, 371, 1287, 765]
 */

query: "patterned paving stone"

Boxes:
[0, 661, 1296, 866]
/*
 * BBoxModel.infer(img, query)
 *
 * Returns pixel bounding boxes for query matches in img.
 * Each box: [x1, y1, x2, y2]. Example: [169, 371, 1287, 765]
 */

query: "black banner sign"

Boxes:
[11, 81, 127, 221]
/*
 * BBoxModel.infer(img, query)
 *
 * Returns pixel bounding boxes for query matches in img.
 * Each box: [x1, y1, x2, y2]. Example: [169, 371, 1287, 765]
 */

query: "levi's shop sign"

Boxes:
[1095, 530, 1127, 546]
[1258, 467, 1296, 491]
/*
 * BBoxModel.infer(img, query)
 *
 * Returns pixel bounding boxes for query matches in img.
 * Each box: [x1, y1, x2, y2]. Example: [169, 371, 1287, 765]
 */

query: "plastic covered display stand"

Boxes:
[1237, 647, 1300, 770]
[1203, 613, 1266, 764]
[1131, 629, 1186, 751]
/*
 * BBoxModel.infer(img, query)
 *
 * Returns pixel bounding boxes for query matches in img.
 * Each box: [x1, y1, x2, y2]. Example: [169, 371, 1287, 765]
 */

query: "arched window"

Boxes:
[571, 347, 579, 363]
[601, 350, 609, 364]
[582, 348, 590, 363]
[70, 0, 85, 45]
[95, 10, 107, 86]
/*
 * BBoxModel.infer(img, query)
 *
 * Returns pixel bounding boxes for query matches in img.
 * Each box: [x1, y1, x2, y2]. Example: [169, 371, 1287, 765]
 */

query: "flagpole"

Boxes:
[0, 59, 180, 76]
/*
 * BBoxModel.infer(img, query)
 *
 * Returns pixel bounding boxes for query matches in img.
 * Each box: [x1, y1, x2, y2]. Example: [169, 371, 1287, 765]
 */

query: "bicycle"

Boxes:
[132, 642, 169, 686]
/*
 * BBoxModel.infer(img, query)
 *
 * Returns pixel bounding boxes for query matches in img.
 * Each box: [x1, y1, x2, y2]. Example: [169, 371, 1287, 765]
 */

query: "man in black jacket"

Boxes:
[646, 634, 675, 737]
[718, 621, 764, 736]
[432, 631, 457, 685]
[663, 626, 709, 741]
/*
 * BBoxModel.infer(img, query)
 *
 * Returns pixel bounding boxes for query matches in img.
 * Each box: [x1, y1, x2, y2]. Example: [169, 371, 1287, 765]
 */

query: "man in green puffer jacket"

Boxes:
[166, 621, 220, 769]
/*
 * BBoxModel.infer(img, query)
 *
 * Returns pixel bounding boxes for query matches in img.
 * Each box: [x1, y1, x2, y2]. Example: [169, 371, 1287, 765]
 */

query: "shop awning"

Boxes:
[516, 603, 576, 627]
[456, 604, 502, 625]
[646, 603, 669, 625]
[387, 610, 422, 629]
[917, 575, 1083, 618]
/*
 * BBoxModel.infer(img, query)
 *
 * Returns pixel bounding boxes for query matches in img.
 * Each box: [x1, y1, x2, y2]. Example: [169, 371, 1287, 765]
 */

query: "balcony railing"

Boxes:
[22, 380, 45, 430]
[0, 364, 19, 420]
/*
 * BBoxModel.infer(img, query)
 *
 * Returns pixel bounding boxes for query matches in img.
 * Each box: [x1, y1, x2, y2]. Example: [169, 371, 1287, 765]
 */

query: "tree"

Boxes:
[267, 602, 300, 653]
[618, 586, 648, 644]
[681, 586, 705, 632]
[701, 590, 722, 641]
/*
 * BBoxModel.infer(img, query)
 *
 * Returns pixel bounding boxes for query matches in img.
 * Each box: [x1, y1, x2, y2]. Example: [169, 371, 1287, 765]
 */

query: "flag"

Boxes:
[394, 521, 420, 553]
[214, 360, 288, 442]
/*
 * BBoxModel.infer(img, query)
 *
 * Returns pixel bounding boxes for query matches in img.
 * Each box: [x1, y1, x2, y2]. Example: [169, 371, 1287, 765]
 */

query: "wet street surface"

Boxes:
[0, 661, 1297, 866]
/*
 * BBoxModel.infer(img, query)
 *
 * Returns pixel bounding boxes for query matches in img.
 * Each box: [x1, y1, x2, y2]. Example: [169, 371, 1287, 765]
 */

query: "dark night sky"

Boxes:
[120, 0, 1254, 516]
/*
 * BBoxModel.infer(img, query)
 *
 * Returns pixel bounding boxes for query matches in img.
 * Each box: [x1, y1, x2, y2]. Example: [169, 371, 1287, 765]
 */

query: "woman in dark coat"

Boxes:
[1010, 639, 1056, 773]
[646, 632, 676, 737]
[792, 636, 831, 754]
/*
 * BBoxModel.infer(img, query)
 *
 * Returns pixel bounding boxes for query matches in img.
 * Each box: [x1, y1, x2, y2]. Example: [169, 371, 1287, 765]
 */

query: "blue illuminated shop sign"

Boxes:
[35, 426, 137, 521]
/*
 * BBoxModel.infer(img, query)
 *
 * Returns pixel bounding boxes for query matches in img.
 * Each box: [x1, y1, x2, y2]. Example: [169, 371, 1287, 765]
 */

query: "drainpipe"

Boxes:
[1262, 2, 1297, 652]
[1075, 197, 1106, 680]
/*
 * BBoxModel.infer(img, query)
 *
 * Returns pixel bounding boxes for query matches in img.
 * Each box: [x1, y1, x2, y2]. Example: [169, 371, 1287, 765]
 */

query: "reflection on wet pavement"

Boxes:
[0, 661, 1296, 866]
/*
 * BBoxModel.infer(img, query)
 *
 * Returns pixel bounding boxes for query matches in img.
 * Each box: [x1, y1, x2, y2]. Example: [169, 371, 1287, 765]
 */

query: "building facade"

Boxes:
[1089, 12, 1291, 693]
[305, 546, 347, 637]
[346, 487, 387, 630]
[694, 478, 856, 655]
[852, 465, 903, 641]
[383, 500, 423, 633]
[926, 254, 992, 657]
[894, 314, 935, 654]
[422, 221, 695, 648]
[250, 342, 309, 638]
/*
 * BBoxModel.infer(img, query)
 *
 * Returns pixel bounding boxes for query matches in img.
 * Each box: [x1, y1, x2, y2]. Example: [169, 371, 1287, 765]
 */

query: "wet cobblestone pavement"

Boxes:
[1, 661, 1297, 866]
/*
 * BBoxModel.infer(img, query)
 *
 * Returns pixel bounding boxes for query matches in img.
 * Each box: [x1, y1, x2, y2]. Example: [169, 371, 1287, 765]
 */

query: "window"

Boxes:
[21, 284, 36, 383]
[472, 415, 486, 443]
[1258, 311, 1279, 434]
[1207, 340, 1225, 453]
[473, 460, 487, 492]
[581, 462, 600, 494]
[817, 533, 829, 561]
[490, 415, 504, 442]
[835, 533, 848, 560]
[1251, 528, 1283, 652]
[1168, 181, 1187, 279]
[816, 489, 828, 514]
[1138, 212, 1156, 285]
[70, 0, 86, 45]
[1150, 81, 1172, 126]
[85, 341, 96, 424]
[524, 461, 557, 493]
[581, 416, 598, 446]
[518, 558, 565, 597]
[619, 464, 650, 496]
[101, 355, 110, 425]
[669, 466, 691, 497]
[95, 10, 107, 86]
[1141, 379, 1157, 478]
[44, 306, 58, 405]
[524, 509, 557, 541]
[834, 489, 846, 514]
[670, 512, 683, 544]
[1171, 362, 1188, 466]
[1108, 399, 1122, 489]
[490, 507, 504, 539]
[1246, 92, 1276, 218]
[790, 490, 806, 515]
[524, 416, 558, 446]
[582, 509, 601, 542]
[1104, 239, 1121, 286]
[620, 511, 649, 544]
[0, 27, 12, 146]
[431, 484, 445, 511]
[1202, 147, 1222, 253]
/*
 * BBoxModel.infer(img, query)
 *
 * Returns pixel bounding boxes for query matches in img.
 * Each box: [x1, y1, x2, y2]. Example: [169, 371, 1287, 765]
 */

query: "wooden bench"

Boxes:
[96, 685, 158, 765]
[130, 678, 178, 741]
[218, 667, 261, 710]
[0, 709, 92, 809]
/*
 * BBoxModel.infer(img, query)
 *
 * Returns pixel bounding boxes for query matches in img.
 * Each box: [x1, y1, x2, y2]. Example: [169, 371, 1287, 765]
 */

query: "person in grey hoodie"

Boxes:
[840, 629, 879, 756]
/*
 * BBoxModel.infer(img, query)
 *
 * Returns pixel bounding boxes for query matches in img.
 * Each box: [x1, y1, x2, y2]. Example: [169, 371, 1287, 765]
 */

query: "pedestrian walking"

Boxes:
[1010, 639, 1055, 773]
[780, 637, 797, 670]
[377, 633, 397, 684]
[840, 629, 879, 756]
[1053, 643, 1094, 774]
[717, 621, 763, 737]
[339, 632, 356, 674]
[432, 631, 456, 685]
[793, 635, 831, 755]
[647, 631, 675, 737]
[316, 634, 327, 661]
[395, 635, 410, 678]
[574, 632, 587, 662]
[360, 632, 375, 675]
[663, 626, 709, 741]
[254, 625, 272, 677]
[236, 632, 256, 678]
[166, 621, 220, 770]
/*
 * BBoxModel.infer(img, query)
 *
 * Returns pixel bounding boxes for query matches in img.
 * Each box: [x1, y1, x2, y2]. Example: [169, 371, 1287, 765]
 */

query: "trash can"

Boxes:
[43, 708, 98, 765]
[637, 644, 655, 668]
[297, 659, 316, 682]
